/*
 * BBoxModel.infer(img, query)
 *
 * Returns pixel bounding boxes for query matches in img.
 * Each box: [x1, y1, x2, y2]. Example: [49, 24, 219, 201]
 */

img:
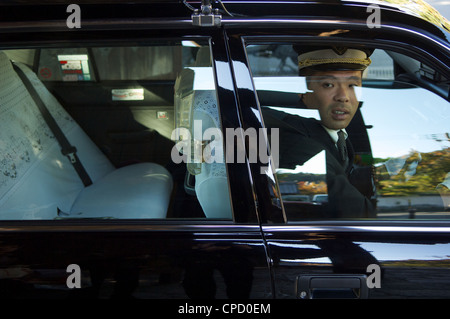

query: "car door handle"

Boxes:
[296, 275, 368, 299]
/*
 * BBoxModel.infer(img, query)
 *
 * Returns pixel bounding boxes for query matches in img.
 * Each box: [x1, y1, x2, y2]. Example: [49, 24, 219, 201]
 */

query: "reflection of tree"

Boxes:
[277, 172, 327, 195]
[297, 180, 327, 195]
[278, 145, 450, 197]
[380, 0, 450, 31]
[375, 147, 450, 196]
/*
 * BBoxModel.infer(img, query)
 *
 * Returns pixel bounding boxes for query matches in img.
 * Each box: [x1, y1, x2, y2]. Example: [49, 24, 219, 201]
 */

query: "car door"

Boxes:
[0, 21, 273, 299]
[226, 18, 450, 299]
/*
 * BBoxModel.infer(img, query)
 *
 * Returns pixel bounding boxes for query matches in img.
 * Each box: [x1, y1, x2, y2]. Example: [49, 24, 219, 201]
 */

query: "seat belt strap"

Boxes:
[13, 63, 93, 187]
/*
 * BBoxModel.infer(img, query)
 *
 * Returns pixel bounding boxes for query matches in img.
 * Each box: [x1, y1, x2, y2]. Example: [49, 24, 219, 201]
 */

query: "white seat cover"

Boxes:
[71, 163, 173, 219]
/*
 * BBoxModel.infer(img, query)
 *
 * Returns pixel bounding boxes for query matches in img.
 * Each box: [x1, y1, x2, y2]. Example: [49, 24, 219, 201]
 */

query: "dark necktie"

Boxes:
[337, 130, 348, 167]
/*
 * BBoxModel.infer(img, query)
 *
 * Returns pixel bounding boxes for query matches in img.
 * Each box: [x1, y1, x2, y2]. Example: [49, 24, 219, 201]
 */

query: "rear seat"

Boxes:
[0, 51, 173, 220]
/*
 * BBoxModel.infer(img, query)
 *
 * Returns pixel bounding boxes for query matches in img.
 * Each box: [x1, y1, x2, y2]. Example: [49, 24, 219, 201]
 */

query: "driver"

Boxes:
[263, 45, 376, 218]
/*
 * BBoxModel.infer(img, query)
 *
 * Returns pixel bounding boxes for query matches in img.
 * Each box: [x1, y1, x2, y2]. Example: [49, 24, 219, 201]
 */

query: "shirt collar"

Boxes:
[322, 126, 347, 144]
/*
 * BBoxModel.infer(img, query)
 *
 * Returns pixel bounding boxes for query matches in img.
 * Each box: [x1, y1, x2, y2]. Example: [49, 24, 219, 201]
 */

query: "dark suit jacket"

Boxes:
[262, 107, 375, 218]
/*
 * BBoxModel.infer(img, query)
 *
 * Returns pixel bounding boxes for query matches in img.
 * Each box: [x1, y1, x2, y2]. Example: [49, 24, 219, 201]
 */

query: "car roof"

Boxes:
[0, 0, 448, 38]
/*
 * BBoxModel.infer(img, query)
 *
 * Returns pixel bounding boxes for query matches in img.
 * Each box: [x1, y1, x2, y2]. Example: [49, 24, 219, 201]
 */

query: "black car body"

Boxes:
[0, 0, 449, 300]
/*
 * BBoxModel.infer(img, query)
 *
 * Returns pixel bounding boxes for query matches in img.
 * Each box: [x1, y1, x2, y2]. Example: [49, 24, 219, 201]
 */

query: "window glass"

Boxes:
[246, 43, 449, 220]
[0, 40, 233, 221]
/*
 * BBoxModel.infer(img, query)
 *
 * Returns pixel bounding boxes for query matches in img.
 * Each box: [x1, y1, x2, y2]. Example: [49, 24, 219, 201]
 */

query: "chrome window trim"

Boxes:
[225, 18, 449, 55]
[0, 18, 194, 33]
[0, 220, 260, 233]
[263, 223, 450, 233]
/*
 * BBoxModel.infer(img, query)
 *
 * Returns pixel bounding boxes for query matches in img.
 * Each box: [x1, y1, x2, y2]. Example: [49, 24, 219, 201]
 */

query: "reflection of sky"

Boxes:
[356, 242, 450, 262]
[276, 149, 327, 174]
[254, 76, 309, 93]
[281, 242, 450, 264]
[359, 87, 449, 159]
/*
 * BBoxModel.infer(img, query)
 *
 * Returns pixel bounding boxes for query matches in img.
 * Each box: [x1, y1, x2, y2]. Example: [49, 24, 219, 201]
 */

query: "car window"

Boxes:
[245, 43, 450, 220]
[0, 39, 234, 221]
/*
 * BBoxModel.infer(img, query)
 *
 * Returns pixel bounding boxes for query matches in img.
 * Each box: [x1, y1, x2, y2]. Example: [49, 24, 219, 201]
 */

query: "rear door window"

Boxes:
[0, 40, 234, 221]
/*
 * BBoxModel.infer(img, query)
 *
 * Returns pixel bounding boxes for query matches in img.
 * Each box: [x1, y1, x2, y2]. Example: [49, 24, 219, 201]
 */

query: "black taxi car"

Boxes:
[0, 0, 449, 300]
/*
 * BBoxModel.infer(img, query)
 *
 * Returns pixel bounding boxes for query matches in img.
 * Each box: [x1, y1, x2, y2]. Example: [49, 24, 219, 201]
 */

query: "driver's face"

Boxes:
[302, 70, 362, 130]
